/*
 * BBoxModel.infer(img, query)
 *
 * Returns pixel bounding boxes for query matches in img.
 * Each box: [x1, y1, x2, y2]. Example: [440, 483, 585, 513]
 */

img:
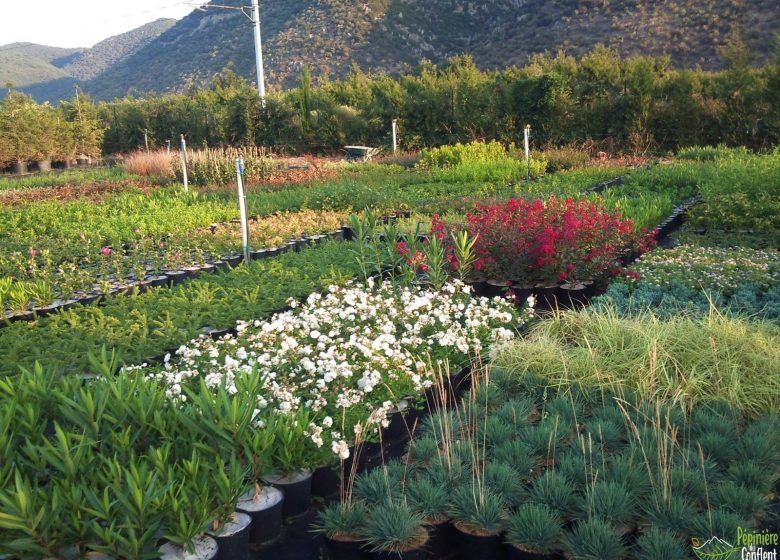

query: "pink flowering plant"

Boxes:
[431, 195, 655, 285]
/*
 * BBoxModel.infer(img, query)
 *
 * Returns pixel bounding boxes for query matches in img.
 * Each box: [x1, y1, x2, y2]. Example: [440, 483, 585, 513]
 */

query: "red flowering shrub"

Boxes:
[432, 195, 654, 285]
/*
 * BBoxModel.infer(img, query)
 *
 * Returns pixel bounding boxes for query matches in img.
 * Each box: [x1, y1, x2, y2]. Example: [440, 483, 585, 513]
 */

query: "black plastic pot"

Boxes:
[484, 279, 511, 298]
[212, 260, 229, 272]
[159, 535, 219, 559]
[505, 542, 559, 560]
[534, 285, 560, 311]
[250, 249, 268, 260]
[211, 512, 251, 560]
[208, 328, 232, 340]
[325, 535, 367, 560]
[448, 366, 473, 399]
[465, 278, 488, 297]
[370, 532, 429, 560]
[453, 523, 503, 560]
[166, 271, 187, 286]
[148, 275, 169, 288]
[182, 267, 201, 280]
[509, 283, 534, 306]
[558, 283, 588, 309]
[236, 487, 283, 545]
[330, 229, 345, 241]
[424, 519, 453, 558]
[383, 410, 410, 441]
[311, 464, 340, 498]
[224, 255, 243, 268]
[265, 470, 313, 518]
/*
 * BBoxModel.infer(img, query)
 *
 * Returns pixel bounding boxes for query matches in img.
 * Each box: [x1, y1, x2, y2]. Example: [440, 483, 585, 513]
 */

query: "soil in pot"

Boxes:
[236, 486, 283, 545]
[210, 512, 251, 560]
[324, 533, 368, 560]
[311, 464, 340, 498]
[159, 535, 219, 560]
[453, 522, 503, 560]
[264, 470, 313, 518]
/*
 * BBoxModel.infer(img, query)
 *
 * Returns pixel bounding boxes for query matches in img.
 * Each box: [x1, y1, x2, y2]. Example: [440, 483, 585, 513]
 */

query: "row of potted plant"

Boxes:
[0, 277, 532, 559]
[623, 245, 780, 296]
[0, 161, 637, 283]
[0, 210, 350, 322]
[314, 368, 779, 559]
[0, 240, 369, 377]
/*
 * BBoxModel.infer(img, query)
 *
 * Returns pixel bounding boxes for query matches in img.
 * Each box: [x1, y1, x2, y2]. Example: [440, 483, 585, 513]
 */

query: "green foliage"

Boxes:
[492, 308, 780, 415]
[312, 501, 369, 539]
[634, 527, 689, 560]
[447, 482, 504, 534]
[505, 503, 563, 554]
[561, 519, 628, 560]
[360, 502, 426, 554]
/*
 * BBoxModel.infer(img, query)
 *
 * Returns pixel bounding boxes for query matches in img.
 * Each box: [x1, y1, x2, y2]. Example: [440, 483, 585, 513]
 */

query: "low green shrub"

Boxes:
[492, 308, 780, 415]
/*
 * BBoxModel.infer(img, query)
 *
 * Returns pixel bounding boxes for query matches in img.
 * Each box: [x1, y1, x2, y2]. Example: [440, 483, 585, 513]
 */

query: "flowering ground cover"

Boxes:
[624, 245, 780, 296]
[140, 279, 529, 453]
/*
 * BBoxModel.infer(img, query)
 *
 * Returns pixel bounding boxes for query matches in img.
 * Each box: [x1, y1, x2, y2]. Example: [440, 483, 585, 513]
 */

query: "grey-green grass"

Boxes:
[491, 307, 780, 416]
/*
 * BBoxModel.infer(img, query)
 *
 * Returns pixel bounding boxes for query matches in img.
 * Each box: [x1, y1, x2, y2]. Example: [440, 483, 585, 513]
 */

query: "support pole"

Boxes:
[235, 157, 250, 263]
[524, 124, 531, 182]
[392, 119, 398, 154]
[180, 135, 189, 193]
[251, 0, 266, 104]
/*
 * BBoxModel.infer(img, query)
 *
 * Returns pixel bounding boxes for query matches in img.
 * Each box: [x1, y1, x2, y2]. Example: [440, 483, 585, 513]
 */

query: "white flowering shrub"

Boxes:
[138, 279, 531, 464]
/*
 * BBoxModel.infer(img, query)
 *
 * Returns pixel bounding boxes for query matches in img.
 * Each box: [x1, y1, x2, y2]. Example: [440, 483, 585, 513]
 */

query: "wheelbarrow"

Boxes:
[344, 145, 380, 162]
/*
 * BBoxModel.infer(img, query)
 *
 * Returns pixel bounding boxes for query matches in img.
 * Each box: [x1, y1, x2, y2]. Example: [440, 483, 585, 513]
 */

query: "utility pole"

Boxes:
[251, 0, 266, 104]
[195, 1, 266, 104]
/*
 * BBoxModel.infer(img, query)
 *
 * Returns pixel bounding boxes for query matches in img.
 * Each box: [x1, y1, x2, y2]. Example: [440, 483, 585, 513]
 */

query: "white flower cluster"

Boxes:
[633, 245, 780, 294]
[143, 280, 530, 459]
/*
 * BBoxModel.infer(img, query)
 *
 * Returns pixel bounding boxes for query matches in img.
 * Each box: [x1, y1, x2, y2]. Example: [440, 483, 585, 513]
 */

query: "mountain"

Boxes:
[0, 19, 176, 101]
[55, 18, 177, 80]
[5, 0, 780, 103]
[81, 0, 780, 100]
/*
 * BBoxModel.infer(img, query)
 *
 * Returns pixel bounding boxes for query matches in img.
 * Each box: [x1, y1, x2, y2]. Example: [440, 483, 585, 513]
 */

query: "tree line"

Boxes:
[3, 43, 779, 162]
[0, 87, 104, 170]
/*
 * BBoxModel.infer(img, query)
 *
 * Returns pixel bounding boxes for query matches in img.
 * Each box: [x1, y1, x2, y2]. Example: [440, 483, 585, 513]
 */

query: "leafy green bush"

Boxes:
[676, 145, 751, 161]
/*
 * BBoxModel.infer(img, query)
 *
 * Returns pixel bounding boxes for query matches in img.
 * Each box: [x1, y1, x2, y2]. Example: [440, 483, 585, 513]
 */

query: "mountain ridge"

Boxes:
[4, 0, 779, 103]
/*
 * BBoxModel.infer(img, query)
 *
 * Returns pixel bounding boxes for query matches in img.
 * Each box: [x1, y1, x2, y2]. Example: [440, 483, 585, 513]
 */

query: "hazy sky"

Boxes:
[1, 1, 197, 48]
